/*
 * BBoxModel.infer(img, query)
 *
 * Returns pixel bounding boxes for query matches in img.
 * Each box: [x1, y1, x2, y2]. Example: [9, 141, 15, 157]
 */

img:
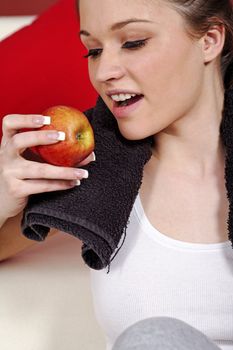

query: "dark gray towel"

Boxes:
[21, 64, 233, 270]
[21, 96, 153, 270]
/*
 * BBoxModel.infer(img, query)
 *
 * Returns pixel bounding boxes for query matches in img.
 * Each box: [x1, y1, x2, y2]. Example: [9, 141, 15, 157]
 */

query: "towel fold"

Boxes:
[21, 96, 154, 270]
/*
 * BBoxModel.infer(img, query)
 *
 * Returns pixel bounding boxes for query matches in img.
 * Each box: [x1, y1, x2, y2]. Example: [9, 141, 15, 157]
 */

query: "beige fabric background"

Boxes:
[0, 231, 106, 349]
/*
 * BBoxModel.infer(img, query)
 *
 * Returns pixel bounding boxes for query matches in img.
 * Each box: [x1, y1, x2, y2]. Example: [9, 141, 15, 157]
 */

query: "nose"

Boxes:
[95, 50, 124, 83]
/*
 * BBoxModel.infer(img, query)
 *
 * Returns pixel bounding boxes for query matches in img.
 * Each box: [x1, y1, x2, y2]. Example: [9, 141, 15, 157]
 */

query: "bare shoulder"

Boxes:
[0, 212, 59, 262]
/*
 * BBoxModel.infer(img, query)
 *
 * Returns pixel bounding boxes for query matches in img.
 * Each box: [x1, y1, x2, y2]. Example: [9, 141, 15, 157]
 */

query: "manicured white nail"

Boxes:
[74, 169, 89, 178]
[42, 116, 51, 125]
[75, 180, 81, 186]
[57, 131, 66, 141]
[82, 170, 89, 178]
[92, 152, 96, 161]
[33, 115, 51, 125]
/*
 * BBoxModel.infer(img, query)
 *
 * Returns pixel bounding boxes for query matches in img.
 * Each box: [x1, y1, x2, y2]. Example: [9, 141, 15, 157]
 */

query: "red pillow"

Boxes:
[0, 0, 97, 141]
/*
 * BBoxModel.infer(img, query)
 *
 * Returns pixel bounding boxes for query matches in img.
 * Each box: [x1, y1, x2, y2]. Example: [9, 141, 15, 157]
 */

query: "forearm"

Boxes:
[0, 212, 36, 261]
[0, 218, 6, 230]
[0, 211, 9, 229]
[0, 211, 59, 262]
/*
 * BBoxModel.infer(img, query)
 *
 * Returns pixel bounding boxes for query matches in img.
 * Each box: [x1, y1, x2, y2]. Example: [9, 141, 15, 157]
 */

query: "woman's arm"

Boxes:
[0, 111, 95, 263]
[0, 212, 58, 262]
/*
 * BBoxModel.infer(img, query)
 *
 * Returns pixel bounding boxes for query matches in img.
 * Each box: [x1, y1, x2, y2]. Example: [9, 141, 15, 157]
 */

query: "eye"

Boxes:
[83, 39, 149, 59]
[122, 39, 149, 49]
[83, 48, 103, 59]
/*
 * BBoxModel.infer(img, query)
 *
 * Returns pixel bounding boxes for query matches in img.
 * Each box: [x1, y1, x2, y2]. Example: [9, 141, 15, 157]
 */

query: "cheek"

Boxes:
[88, 65, 97, 90]
[87, 60, 104, 92]
[140, 39, 203, 110]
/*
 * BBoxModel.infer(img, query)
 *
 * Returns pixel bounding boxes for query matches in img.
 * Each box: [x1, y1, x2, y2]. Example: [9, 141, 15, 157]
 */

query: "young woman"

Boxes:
[1, 0, 233, 349]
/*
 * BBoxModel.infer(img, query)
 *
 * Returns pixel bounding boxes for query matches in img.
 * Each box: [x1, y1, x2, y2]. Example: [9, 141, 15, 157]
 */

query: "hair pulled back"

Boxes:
[164, 0, 233, 89]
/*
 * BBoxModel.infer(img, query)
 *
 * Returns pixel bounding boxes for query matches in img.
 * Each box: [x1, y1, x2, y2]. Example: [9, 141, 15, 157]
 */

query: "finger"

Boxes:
[1, 114, 50, 147]
[16, 178, 81, 197]
[77, 152, 96, 166]
[6, 130, 65, 157]
[12, 159, 89, 181]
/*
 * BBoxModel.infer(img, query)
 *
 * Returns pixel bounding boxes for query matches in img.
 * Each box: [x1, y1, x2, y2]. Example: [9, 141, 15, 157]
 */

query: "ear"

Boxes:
[202, 23, 225, 63]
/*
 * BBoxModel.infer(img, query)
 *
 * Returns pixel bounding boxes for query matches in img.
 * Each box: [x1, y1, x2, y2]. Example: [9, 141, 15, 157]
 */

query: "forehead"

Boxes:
[79, 0, 169, 29]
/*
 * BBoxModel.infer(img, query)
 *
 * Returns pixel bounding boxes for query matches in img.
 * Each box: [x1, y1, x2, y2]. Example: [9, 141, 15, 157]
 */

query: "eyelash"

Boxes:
[83, 39, 149, 59]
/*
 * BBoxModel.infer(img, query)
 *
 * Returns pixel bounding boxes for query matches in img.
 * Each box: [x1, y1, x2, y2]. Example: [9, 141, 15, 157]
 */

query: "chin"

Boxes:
[118, 126, 152, 141]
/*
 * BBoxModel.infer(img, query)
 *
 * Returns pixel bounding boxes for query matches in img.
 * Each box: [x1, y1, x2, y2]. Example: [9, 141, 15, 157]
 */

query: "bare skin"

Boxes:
[139, 157, 229, 244]
[79, 0, 228, 243]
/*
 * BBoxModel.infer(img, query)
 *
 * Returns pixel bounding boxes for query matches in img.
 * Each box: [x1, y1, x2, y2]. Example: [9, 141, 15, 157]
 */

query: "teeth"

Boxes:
[111, 93, 137, 102]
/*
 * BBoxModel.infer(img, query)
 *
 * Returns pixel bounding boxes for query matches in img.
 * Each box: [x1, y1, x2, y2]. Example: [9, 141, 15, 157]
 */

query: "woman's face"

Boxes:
[79, 0, 204, 140]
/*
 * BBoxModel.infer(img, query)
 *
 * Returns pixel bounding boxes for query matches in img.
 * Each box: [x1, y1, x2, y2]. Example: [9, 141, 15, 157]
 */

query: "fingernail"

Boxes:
[33, 116, 51, 125]
[74, 169, 89, 178]
[47, 131, 66, 140]
[57, 131, 66, 141]
[92, 152, 96, 161]
[70, 179, 81, 186]
[42, 116, 51, 125]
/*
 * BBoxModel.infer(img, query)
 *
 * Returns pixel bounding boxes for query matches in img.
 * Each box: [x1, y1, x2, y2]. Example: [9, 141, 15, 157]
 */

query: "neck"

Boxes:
[152, 77, 225, 180]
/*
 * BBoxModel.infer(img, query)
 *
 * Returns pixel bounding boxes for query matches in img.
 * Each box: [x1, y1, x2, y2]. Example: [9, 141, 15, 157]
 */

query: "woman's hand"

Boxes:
[0, 114, 95, 220]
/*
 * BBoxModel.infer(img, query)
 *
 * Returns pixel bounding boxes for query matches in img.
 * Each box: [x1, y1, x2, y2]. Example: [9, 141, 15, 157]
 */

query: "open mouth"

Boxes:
[116, 94, 144, 107]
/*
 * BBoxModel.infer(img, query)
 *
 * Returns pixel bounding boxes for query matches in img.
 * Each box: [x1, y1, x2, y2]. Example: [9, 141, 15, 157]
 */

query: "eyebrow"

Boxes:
[79, 18, 154, 37]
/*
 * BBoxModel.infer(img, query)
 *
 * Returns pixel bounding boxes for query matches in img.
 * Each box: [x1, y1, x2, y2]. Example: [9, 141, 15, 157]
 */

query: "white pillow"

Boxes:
[0, 16, 36, 41]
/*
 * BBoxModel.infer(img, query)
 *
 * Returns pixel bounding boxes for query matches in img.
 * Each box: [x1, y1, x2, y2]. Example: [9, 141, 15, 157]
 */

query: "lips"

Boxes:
[112, 94, 144, 118]
[113, 94, 144, 108]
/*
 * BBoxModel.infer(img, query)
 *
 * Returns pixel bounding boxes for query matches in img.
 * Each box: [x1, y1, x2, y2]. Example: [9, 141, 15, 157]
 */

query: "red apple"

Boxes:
[30, 105, 95, 167]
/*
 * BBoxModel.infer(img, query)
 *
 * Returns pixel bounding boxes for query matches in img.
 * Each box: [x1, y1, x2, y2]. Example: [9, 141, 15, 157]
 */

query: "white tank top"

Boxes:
[90, 193, 233, 350]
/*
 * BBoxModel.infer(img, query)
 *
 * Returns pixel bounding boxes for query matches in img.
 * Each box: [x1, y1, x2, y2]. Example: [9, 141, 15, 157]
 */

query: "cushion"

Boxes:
[0, 0, 98, 141]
